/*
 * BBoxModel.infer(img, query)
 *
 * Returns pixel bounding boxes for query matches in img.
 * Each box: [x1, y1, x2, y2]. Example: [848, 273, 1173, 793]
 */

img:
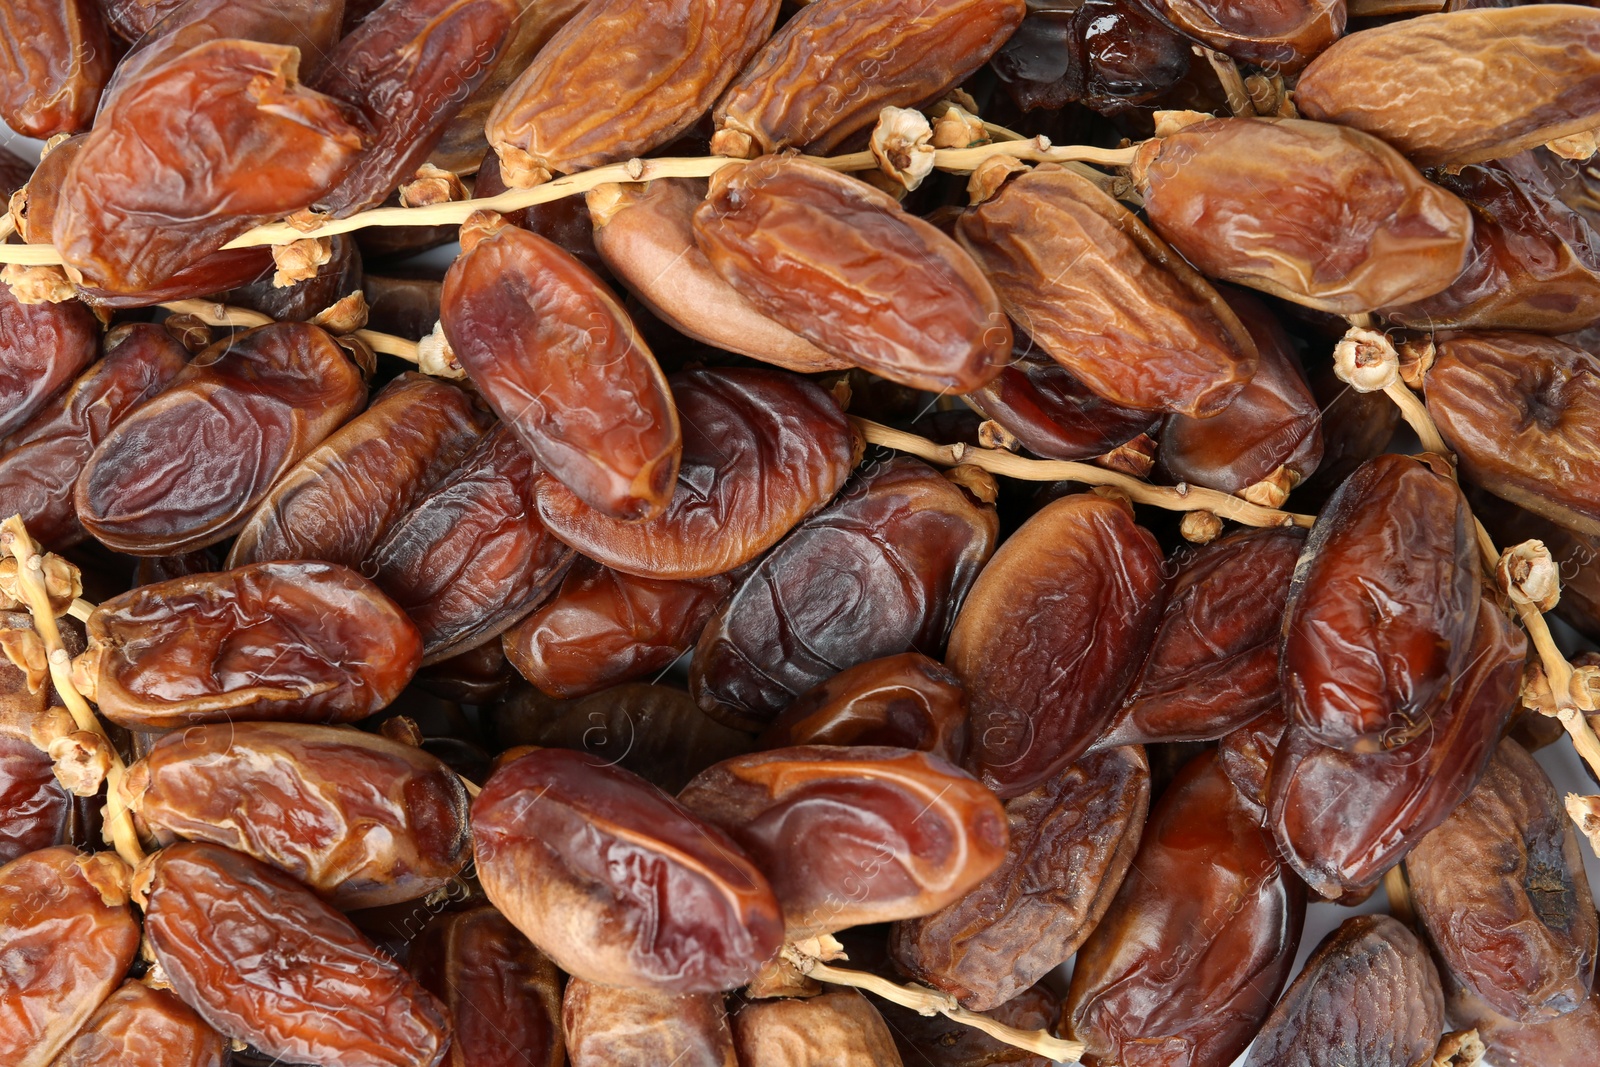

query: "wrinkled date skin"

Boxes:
[0, 324, 188, 550]
[1100, 526, 1306, 748]
[992, 0, 1191, 115]
[1282, 453, 1479, 752]
[442, 223, 680, 520]
[10, 132, 83, 245]
[957, 164, 1257, 417]
[48, 980, 226, 1067]
[486, 0, 777, 186]
[1297, 6, 1600, 167]
[563, 977, 735, 1067]
[1269, 598, 1528, 898]
[228, 374, 490, 569]
[128, 722, 471, 909]
[1064, 751, 1307, 1067]
[1130, 117, 1474, 314]
[1243, 915, 1445, 1067]
[534, 368, 854, 580]
[143, 842, 451, 1067]
[0, 0, 113, 137]
[1426, 332, 1600, 538]
[678, 745, 1009, 938]
[1145, 0, 1344, 71]
[0, 736, 71, 864]
[948, 493, 1165, 799]
[891, 746, 1149, 1010]
[75, 322, 366, 555]
[1407, 738, 1598, 1021]
[370, 425, 576, 665]
[732, 991, 904, 1067]
[74, 560, 423, 729]
[56, 38, 365, 299]
[0, 283, 99, 441]
[964, 345, 1154, 462]
[1449, 979, 1600, 1067]
[101, 0, 187, 41]
[1217, 706, 1289, 818]
[0, 847, 139, 1067]
[711, 0, 1024, 155]
[695, 157, 1011, 393]
[412, 905, 564, 1067]
[692, 458, 998, 732]
[502, 556, 734, 699]
[757, 652, 970, 764]
[472, 748, 784, 992]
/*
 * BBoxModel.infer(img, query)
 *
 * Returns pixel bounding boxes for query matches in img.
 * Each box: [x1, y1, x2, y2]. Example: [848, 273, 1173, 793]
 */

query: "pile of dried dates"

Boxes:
[5, 0, 1600, 1065]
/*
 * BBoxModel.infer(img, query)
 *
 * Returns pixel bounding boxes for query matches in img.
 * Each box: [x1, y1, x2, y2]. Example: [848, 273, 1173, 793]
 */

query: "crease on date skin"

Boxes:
[48, 980, 226, 1067]
[563, 977, 735, 1067]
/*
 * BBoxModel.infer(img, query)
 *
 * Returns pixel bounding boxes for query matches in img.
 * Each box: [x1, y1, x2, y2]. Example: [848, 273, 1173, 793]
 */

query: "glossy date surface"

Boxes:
[47, 980, 225, 1067]
[0, 283, 99, 441]
[963, 344, 1154, 462]
[757, 652, 969, 763]
[0, 0, 113, 137]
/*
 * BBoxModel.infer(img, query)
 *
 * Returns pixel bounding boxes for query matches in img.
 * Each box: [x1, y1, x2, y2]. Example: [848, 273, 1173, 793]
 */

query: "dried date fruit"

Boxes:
[694, 157, 1011, 393]
[679, 745, 1008, 938]
[1299, 349, 1404, 508]
[949, 492, 1165, 798]
[100, 0, 186, 41]
[370, 425, 575, 664]
[1063, 751, 1306, 1067]
[411, 905, 564, 1067]
[0, 846, 139, 1067]
[711, 0, 1024, 155]
[142, 841, 451, 1067]
[1473, 490, 1600, 645]
[533, 368, 854, 580]
[127, 721, 471, 908]
[1144, 0, 1344, 71]
[963, 343, 1155, 462]
[1242, 914, 1445, 1067]
[1296, 6, 1600, 167]
[75, 322, 366, 554]
[502, 556, 734, 699]
[0, 0, 113, 137]
[365, 273, 443, 339]
[879, 981, 1059, 1066]
[1269, 597, 1528, 898]
[737, 990, 905, 1066]
[1130, 117, 1475, 314]
[563, 978, 735, 1067]
[472, 748, 784, 992]
[1448, 977, 1600, 1067]
[441, 221, 680, 520]
[415, 639, 517, 705]
[48, 980, 226, 1067]
[757, 652, 969, 764]
[992, 0, 1191, 115]
[1282, 453, 1478, 752]
[1217, 705, 1288, 818]
[957, 163, 1257, 416]
[222, 234, 362, 326]
[692, 457, 998, 732]
[890, 746, 1148, 1010]
[1407, 738, 1598, 1022]
[0, 283, 99, 441]
[73, 560, 423, 728]
[0, 324, 188, 550]
[0, 735, 71, 864]
[228, 374, 489, 569]
[486, 0, 778, 186]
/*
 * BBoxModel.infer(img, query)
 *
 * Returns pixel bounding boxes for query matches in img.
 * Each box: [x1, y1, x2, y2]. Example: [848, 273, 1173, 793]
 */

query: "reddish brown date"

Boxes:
[1063, 751, 1306, 1067]
[891, 746, 1148, 1010]
[1283, 453, 1478, 751]
[534, 368, 854, 580]
[0, 847, 139, 1067]
[0, 283, 99, 441]
[732, 991, 904, 1067]
[1217, 706, 1289, 818]
[691, 458, 998, 732]
[441, 222, 680, 521]
[563, 978, 735, 1067]
[949, 493, 1165, 799]
[1144, 0, 1344, 71]
[73, 560, 423, 729]
[963, 344, 1155, 462]
[1407, 738, 1598, 1022]
[222, 233, 362, 325]
[0, 324, 188, 550]
[101, 0, 186, 40]
[679, 745, 1008, 938]
[75, 322, 366, 555]
[143, 842, 451, 1067]
[0, 0, 113, 137]
[48, 980, 226, 1067]
[993, 0, 1190, 115]
[1242, 915, 1445, 1067]
[0, 735, 71, 864]
[472, 748, 783, 992]
[228, 374, 489, 569]
[370, 425, 575, 665]
[694, 157, 1011, 393]
[1448, 980, 1600, 1067]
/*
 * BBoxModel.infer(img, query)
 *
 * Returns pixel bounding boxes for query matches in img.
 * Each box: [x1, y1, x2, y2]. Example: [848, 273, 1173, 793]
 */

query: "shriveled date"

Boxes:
[963, 345, 1155, 462]
[0, 282, 99, 441]
[47, 980, 225, 1067]
[563, 978, 735, 1067]
[731, 991, 904, 1067]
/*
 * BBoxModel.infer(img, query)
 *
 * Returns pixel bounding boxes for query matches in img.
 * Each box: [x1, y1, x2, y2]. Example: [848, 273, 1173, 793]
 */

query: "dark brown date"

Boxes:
[1242, 914, 1445, 1067]
[1282, 453, 1478, 751]
[563, 977, 735, 1067]
[890, 746, 1148, 1010]
[472, 748, 783, 991]
[47, 980, 226, 1067]
[1217, 706, 1288, 818]
[370, 424, 575, 665]
[1407, 737, 1598, 1022]
[222, 233, 362, 325]
[1144, 0, 1344, 71]
[963, 343, 1154, 462]
[73, 560, 423, 728]
[0, 0, 113, 137]
[533, 367, 854, 580]
[1063, 751, 1306, 1067]
[949, 493, 1165, 798]
[228, 373, 489, 569]
[1299, 348, 1404, 509]
[441, 222, 680, 521]
[75, 322, 366, 555]
[691, 457, 998, 732]
[731, 990, 904, 1066]
[143, 842, 450, 1067]
[679, 745, 1008, 938]
[879, 981, 1059, 1066]
[0, 283, 99, 441]
[993, 0, 1191, 115]
[365, 273, 443, 340]
[0, 735, 71, 864]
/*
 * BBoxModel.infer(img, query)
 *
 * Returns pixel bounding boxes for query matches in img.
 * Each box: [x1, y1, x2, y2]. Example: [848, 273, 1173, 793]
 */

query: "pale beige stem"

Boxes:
[1384, 380, 1451, 459]
[68, 597, 93, 622]
[0, 212, 15, 242]
[159, 300, 420, 364]
[1198, 47, 1255, 116]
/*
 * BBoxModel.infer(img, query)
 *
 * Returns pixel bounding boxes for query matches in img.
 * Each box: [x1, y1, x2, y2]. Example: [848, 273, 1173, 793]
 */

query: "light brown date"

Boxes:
[47, 980, 226, 1067]
[563, 978, 736, 1067]
[730, 991, 905, 1067]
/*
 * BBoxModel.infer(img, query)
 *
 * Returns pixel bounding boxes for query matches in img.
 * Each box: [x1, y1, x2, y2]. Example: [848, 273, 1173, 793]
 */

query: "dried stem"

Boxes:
[1198, 47, 1255, 116]
[1384, 380, 1451, 459]
[158, 300, 420, 363]
[68, 597, 94, 622]
[0, 212, 15, 242]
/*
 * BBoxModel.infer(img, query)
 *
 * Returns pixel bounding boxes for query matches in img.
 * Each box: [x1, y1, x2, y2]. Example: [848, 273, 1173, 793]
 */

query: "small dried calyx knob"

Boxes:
[1498, 540, 1561, 612]
[1332, 327, 1400, 393]
[870, 107, 936, 192]
[1180, 509, 1223, 544]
